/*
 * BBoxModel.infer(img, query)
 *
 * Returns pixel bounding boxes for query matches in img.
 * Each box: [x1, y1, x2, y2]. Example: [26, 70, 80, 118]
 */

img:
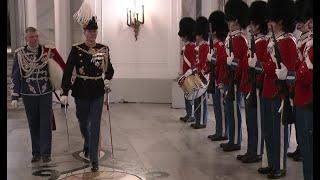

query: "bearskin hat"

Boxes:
[208, 11, 229, 41]
[295, 0, 313, 23]
[249, 1, 268, 35]
[225, 0, 249, 29]
[178, 17, 196, 42]
[266, 0, 296, 33]
[195, 16, 209, 41]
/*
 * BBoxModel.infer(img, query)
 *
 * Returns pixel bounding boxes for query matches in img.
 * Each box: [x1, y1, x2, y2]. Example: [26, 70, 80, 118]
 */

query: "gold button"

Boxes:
[79, 54, 82, 56]
[80, 60, 83, 63]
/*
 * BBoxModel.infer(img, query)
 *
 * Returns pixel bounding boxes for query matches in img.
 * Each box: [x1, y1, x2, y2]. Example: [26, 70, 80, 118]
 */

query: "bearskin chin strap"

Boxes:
[73, 0, 94, 26]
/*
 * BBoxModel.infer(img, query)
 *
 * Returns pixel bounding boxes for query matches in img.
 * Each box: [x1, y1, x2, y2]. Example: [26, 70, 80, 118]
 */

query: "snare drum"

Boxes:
[178, 71, 208, 100]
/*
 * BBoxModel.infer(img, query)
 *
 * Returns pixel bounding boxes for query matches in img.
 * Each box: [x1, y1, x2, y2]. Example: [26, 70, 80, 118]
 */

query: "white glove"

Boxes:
[305, 54, 313, 70]
[207, 51, 213, 62]
[248, 53, 257, 68]
[227, 52, 234, 65]
[184, 68, 194, 76]
[60, 96, 68, 105]
[275, 63, 288, 80]
[11, 100, 18, 109]
[104, 79, 110, 89]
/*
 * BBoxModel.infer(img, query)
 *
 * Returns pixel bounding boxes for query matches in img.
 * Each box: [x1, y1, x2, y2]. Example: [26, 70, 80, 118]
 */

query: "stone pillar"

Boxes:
[25, 0, 37, 28]
[54, 0, 71, 61]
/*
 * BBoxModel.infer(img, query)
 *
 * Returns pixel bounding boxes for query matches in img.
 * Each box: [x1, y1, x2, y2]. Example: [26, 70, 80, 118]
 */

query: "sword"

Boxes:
[104, 87, 114, 159]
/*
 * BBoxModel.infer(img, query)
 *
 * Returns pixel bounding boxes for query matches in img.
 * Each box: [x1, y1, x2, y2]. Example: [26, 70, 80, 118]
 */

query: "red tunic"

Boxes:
[262, 33, 297, 99]
[195, 41, 209, 74]
[225, 31, 248, 92]
[182, 42, 196, 74]
[214, 41, 228, 85]
[294, 42, 313, 107]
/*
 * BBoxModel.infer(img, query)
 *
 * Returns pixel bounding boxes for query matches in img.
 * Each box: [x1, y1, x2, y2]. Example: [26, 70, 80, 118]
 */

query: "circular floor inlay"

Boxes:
[58, 167, 144, 180]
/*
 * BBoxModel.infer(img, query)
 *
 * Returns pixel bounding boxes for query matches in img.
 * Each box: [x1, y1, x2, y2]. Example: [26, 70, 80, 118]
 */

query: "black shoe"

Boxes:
[293, 154, 303, 162]
[180, 116, 188, 122]
[193, 124, 206, 129]
[236, 153, 250, 160]
[220, 142, 230, 148]
[208, 134, 217, 139]
[91, 164, 99, 172]
[186, 117, 195, 122]
[267, 170, 286, 179]
[258, 166, 273, 174]
[31, 155, 41, 163]
[287, 149, 299, 158]
[223, 144, 241, 152]
[190, 123, 198, 128]
[42, 156, 51, 163]
[242, 155, 262, 163]
[211, 136, 228, 141]
[84, 149, 89, 158]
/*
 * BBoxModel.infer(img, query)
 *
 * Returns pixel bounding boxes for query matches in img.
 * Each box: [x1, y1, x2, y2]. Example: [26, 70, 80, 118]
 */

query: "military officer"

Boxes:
[220, 0, 249, 152]
[11, 27, 65, 163]
[207, 11, 229, 141]
[61, 7, 114, 171]
[178, 17, 196, 123]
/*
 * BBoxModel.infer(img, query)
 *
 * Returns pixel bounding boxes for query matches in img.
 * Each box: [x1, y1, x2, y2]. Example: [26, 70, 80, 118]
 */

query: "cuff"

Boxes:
[286, 71, 296, 86]
[255, 60, 263, 72]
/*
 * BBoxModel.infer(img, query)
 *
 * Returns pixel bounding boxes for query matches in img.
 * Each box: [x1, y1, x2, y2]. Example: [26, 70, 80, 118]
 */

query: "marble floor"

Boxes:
[7, 102, 304, 180]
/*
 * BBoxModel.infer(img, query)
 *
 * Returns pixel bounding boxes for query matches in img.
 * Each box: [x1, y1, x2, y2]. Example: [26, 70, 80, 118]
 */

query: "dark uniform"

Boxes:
[11, 44, 65, 161]
[61, 41, 114, 168]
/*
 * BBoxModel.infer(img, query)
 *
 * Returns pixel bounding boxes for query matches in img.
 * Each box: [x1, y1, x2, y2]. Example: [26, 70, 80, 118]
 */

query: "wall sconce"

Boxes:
[127, 5, 144, 41]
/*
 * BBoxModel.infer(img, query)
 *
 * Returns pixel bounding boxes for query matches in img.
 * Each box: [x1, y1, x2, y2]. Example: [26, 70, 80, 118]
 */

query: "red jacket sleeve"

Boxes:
[233, 36, 248, 83]
[196, 43, 209, 73]
[216, 42, 228, 84]
[183, 44, 196, 73]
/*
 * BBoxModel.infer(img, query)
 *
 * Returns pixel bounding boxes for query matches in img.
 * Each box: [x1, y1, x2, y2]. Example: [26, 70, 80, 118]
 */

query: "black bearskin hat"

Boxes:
[208, 11, 229, 41]
[266, 0, 296, 33]
[249, 1, 268, 35]
[195, 16, 209, 41]
[178, 17, 196, 42]
[83, 16, 98, 30]
[225, 0, 249, 29]
[295, 0, 313, 23]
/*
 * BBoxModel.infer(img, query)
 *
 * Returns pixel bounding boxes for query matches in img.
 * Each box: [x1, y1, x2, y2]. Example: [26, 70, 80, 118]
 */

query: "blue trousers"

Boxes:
[211, 86, 228, 137]
[224, 86, 242, 145]
[296, 106, 313, 180]
[194, 93, 208, 125]
[22, 93, 53, 156]
[244, 91, 264, 155]
[184, 97, 192, 118]
[262, 98, 288, 172]
[75, 96, 104, 165]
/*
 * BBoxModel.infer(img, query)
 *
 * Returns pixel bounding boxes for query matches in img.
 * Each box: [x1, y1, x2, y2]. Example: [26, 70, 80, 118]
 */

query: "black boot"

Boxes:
[31, 155, 41, 163]
[193, 124, 206, 129]
[258, 166, 273, 174]
[42, 156, 51, 163]
[180, 115, 189, 122]
[91, 163, 99, 172]
[267, 170, 286, 179]
[242, 155, 262, 163]
[223, 143, 241, 152]
[211, 136, 228, 141]
[236, 152, 250, 161]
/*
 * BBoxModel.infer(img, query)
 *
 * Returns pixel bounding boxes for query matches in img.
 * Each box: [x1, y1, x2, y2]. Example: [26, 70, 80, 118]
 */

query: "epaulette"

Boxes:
[14, 47, 24, 53]
[218, 41, 224, 46]
[72, 42, 83, 47]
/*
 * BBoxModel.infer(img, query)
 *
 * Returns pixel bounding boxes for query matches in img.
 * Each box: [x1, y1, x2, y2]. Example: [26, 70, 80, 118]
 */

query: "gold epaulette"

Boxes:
[14, 47, 24, 53]
[72, 42, 83, 47]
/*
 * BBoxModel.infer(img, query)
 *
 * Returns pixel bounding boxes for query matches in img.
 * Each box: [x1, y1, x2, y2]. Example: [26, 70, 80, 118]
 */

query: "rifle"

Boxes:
[206, 22, 216, 94]
[225, 34, 236, 101]
[246, 30, 257, 108]
[270, 26, 295, 125]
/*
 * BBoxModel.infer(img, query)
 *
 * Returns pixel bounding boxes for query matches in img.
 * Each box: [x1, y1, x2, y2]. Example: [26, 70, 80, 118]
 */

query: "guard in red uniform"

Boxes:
[220, 0, 249, 152]
[237, 0, 268, 164]
[190, 16, 210, 129]
[290, 0, 313, 179]
[258, 0, 297, 178]
[178, 17, 196, 123]
[207, 11, 229, 141]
